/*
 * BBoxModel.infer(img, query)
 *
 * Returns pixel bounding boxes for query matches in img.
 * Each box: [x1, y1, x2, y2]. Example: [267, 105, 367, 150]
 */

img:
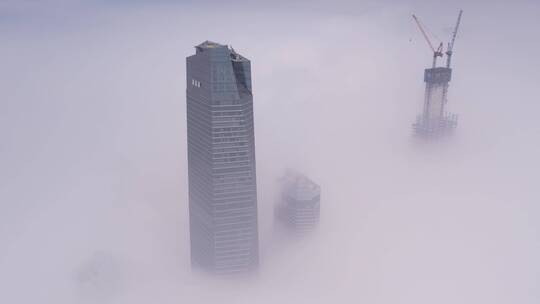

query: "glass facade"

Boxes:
[186, 41, 259, 274]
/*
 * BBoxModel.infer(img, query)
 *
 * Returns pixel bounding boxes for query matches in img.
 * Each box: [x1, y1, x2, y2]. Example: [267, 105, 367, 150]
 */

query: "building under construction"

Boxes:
[412, 10, 463, 138]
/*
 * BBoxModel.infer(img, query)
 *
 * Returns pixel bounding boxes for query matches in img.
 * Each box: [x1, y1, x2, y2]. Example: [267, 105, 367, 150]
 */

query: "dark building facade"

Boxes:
[186, 41, 259, 274]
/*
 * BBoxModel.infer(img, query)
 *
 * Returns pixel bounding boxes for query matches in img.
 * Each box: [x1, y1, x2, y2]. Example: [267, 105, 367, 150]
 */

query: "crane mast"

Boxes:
[442, 10, 464, 112]
[446, 10, 463, 68]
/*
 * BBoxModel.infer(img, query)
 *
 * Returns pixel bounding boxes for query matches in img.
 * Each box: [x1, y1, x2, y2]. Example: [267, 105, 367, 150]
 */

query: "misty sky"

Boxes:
[1, 1, 539, 303]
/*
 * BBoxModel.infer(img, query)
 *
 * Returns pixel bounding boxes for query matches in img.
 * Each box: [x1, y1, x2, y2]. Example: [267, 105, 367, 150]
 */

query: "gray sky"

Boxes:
[1, 1, 539, 303]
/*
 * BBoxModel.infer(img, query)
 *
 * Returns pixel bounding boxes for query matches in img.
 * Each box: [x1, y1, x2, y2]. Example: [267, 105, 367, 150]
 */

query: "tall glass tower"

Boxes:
[186, 41, 259, 274]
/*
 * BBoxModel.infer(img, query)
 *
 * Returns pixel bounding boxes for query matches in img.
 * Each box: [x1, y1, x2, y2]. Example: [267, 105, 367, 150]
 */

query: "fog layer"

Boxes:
[1, 1, 539, 303]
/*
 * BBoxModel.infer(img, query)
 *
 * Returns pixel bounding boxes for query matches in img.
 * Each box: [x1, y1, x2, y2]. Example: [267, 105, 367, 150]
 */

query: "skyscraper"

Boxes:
[275, 171, 321, 232]
[186, 41, 259, 274]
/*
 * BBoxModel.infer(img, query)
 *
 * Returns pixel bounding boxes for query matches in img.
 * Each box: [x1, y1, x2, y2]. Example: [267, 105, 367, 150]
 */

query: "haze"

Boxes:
[1, 1, 539, 303]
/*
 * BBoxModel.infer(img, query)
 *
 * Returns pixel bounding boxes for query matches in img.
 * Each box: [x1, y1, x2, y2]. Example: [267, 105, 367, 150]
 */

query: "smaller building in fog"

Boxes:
[275, 171, 321, 232]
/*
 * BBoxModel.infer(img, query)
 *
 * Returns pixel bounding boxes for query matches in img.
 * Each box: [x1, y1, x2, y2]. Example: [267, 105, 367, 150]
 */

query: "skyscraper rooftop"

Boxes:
[283, 173, 321, 202]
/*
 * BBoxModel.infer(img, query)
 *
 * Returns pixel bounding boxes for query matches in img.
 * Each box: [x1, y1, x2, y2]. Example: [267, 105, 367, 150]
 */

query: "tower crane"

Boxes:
[412, 14, 443, 68]
[445, 10, 463, 68]
[442, 10, 464, 108]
